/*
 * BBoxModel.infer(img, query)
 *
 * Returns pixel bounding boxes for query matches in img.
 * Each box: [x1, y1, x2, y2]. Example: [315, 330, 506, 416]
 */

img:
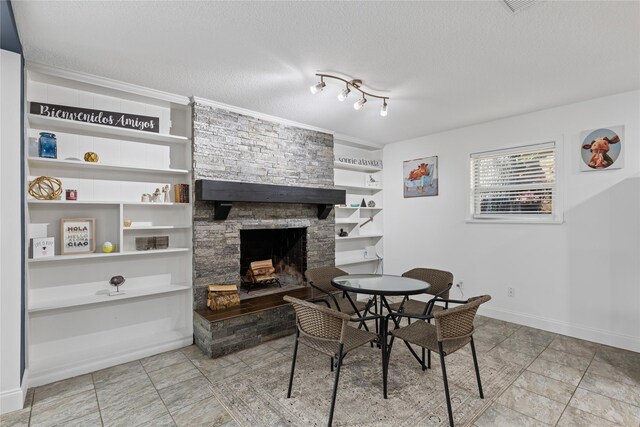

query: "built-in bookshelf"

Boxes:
[25, 63, 193, 386]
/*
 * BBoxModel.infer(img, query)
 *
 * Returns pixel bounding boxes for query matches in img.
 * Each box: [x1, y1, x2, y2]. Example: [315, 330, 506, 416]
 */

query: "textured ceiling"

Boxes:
[12, 1, 640, 144]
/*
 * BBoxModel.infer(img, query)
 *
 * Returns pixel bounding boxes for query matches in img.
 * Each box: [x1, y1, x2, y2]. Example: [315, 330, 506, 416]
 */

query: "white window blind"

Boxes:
[470, 142, 558, 221]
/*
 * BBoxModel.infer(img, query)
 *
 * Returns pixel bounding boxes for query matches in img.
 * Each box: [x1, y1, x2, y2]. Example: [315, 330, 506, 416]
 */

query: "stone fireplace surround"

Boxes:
[191, 101, 336, 357]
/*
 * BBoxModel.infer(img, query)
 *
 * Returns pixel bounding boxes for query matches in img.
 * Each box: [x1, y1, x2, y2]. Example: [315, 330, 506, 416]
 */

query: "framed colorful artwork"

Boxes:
[403, 156, 438, 197]
[61, 218, 96, 254]
[580, 126, 624, 171]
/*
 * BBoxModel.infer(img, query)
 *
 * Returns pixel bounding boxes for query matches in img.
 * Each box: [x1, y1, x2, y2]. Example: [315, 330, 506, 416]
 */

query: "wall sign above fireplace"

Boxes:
[30, 102, 160, 133]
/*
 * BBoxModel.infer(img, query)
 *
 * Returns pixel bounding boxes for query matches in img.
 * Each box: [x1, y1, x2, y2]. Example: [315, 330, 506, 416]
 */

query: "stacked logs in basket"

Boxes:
[207, 284, 240, 310]
[247, 259, 278, 284]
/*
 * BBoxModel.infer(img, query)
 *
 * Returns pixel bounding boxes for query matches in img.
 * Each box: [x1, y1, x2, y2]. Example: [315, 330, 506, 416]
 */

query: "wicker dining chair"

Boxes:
[388, 268, 454, 369]
[305, 266, 369, 316]
[284, 296, 379, 427]
[384, 295, 491, 427]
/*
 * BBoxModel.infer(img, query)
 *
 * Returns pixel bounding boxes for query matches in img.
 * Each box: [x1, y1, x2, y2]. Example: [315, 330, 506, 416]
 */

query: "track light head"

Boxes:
[380, 100, 388, 117]
[337, 87, 351, 102]
[309, 81, 326, 94]
[353, 97, 367, 111]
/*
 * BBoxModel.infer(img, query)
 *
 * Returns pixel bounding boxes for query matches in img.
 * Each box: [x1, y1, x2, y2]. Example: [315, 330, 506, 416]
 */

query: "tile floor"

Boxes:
[2, 315, 639, 426]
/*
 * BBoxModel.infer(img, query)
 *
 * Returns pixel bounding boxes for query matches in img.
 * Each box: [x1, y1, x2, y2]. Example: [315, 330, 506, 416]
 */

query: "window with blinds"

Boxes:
[470, 142, 559, 221]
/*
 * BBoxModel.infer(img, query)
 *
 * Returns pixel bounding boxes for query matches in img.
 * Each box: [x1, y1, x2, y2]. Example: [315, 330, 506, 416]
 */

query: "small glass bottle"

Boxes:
[38, 132, 57, 159]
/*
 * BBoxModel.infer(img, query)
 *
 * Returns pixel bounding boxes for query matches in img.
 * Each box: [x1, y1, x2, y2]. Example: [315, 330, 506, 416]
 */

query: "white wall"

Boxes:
[383, 90, 640, 352]
[1, 49, 26, 414]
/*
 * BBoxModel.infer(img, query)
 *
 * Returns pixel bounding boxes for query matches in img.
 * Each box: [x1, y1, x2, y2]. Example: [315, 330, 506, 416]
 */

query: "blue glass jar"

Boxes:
[38, 132, 57, 159]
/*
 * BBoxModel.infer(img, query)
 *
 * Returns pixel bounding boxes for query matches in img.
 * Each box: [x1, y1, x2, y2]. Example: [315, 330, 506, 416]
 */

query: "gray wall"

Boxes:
[192, 102, 336, 309]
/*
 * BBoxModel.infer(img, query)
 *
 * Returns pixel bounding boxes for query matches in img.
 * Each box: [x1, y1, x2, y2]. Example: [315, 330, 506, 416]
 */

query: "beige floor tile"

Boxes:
[30, 390, 99, 427]
[190, 352, 246, 375]
[594, 346, 640, 374]
[60, 412, 103, 427]
[527, 357, 585, 387]
[141, 350, 190, 373]
[579, 371, 640, 407]
[171, 395, 235, 427]
[158, 375, 213, 413]
[92, 360, 146, 389]
[495, 336, 547, 358]
[548, 335, 599, 359]
[135, 413, 177, 426]
[33, 374, 94, 406]
[100, 387, 168, 427]
[510, 326, 557, 347]
[95, 371, 156, 410]
[486, 346, 537, 367]
[569, 387, 640, 426]
[264, 334, 295, 354]
[0, 407, 31, 427]
[473, 402, 550, 427]
[513, 370, 576, 404]
[204, 361, 249, 385]
[497, 385, 566, 425]
[23, 388, 34, 408]
[148, 360, 201, 390]
[537, 347, 592, 371]
[180, 344, 207, 361]
[587, 358, 640, 388]
[557, 405, 621, 427]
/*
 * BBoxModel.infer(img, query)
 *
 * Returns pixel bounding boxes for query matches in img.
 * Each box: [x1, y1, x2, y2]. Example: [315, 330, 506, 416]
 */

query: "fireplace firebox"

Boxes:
[239, 228, 307, 296]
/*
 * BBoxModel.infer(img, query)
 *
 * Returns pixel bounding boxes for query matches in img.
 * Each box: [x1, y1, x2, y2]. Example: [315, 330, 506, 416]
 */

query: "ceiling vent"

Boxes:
[501, 0, 541, 14]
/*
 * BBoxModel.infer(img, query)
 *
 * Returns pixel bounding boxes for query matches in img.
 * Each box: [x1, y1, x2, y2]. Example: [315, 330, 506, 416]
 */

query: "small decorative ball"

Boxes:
[84, 152, 99, 162]
[367, 200, 376, 208]
[102, 242, 115, 253]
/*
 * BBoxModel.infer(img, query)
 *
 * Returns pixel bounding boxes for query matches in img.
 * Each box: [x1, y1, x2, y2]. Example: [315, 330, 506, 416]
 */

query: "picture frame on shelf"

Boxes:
[364, 173, 382, 188]
[61, 218, 96, 254]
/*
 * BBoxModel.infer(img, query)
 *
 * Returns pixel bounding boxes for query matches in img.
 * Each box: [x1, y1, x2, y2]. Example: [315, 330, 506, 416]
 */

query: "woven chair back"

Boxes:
[283, 295, 350, 342]
[402, 268, 453, 299]
[433, 295, 491, 342]
[304, 266, 347, 294]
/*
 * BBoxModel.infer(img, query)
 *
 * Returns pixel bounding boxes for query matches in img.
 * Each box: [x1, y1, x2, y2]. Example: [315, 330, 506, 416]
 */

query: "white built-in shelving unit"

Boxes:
[334, 138, 384, 272]
[24, 63, 193, 386]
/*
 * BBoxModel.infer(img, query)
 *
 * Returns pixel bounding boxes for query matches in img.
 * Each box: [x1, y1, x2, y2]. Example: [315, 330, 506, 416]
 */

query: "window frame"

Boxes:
[466, 138, 564, 224]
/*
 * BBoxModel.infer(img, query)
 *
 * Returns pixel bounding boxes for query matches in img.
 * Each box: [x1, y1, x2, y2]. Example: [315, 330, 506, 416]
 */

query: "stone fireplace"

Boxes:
[191, 100, 337, 357]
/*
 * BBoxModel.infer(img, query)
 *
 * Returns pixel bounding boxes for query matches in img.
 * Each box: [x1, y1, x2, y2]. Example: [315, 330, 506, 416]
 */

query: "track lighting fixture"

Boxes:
[380, 100, 388, 117]
[310, 73, 389, 117]
[309, 77, 326, 94]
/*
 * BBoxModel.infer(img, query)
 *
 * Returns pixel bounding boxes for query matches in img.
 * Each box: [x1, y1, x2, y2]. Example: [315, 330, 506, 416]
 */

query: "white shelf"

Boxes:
[123, 225, 191, 231]
[29, 284, 191, 313]
[28, 199, 189, 206]
[28, 114, 190, 145]
[335, 257, 380, 267]
[333, 161, 382, 173]
[28, 157, 189, 176]
[336, 234, 384, 241]
[360, 207, 383, 212]
[28, 247, 190, 263]
[335, 220, 359, 225]
[335, 184, 382, 194]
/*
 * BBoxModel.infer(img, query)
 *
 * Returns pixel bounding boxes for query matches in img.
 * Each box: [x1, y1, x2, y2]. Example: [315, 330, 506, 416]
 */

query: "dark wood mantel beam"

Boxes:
[195, 180, 346, 220]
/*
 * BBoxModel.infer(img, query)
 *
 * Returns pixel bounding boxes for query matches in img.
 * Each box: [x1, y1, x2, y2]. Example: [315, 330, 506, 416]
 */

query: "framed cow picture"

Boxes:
[580, 125, 624, 171]
[403, 156, 438, 197]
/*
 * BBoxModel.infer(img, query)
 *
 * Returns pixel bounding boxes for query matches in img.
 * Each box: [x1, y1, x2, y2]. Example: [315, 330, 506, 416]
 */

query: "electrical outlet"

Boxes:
[508, 287, 515, 298]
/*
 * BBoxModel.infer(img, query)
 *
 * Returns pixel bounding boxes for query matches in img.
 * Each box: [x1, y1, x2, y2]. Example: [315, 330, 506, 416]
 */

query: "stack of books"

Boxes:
[173, 184, 190, 203]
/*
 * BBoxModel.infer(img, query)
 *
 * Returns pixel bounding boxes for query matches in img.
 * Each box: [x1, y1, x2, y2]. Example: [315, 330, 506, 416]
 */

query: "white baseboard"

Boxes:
[480, 306, 640, 353]
[0, 372, 27, 414]
[28, 336, 193, 387]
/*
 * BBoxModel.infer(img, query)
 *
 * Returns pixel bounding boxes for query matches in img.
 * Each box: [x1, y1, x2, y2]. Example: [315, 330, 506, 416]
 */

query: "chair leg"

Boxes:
[438, 343, 454, 427]
[470, 337, 484, 399]
[427, 350, 431, 369]
[328, 344, 344, 427]
[330, 356, 334, 372]
[287, 330, 300, 398]
[422, 348, 426, 371]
